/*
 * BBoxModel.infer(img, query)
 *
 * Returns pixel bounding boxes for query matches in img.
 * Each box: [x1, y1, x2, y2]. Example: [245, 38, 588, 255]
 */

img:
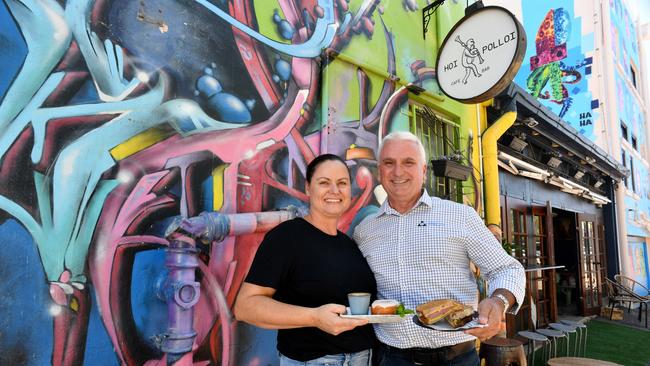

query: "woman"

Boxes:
[234, 154, 377, 366]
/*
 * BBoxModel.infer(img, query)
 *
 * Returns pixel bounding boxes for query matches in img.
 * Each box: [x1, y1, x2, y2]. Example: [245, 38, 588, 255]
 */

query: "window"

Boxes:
[630, 156, 636, 193]
[621, 149, 628, 188]
[620, 121, 628, 141]
[411, 105, 461, 201]
[632, 135, 638, 151]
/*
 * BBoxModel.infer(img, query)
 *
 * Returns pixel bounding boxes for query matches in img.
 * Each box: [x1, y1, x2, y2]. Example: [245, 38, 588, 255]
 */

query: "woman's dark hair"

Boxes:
[305, 154, 350, 183]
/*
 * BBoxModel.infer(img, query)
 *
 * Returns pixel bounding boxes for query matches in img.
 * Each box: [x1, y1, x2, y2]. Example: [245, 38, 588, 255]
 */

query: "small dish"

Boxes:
[340, 307, 407, 323]
[412, 314, 488, 331]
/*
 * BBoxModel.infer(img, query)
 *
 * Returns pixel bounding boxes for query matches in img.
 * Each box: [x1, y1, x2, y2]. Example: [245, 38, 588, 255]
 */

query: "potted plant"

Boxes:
[430, 151, 472, 180]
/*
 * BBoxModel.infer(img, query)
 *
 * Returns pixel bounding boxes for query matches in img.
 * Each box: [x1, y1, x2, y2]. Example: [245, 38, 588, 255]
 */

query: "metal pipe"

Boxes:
[481, 99, 517, 226]
[161, 233, 200, 365]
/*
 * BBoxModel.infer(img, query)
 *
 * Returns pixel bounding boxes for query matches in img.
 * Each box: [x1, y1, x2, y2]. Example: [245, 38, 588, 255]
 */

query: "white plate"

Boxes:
[340, 307, 407, 323]
[412, 315, 488, 331]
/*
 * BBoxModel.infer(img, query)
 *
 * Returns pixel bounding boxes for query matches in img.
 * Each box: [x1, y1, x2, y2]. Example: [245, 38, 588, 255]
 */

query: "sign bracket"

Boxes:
[422, 0, 446, 39]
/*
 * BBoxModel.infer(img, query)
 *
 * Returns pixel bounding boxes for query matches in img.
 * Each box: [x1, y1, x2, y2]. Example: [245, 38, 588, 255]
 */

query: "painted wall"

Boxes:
[0, 1, 476, 365]
[513, 0, 597, 140]
[609, 0, 650, 245]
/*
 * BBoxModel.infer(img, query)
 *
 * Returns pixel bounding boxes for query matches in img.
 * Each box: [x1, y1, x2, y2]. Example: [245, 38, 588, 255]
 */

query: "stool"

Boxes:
[549, 323, 578, 356]
[479, 337, 527, 366]
[517, 331, 548, 366]
[535, 328, 566, 359]
[560, 320, 588, 356]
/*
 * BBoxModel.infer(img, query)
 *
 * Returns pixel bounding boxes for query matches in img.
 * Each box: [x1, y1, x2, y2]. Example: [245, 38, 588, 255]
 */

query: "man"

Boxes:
[354, 132, 525, 366]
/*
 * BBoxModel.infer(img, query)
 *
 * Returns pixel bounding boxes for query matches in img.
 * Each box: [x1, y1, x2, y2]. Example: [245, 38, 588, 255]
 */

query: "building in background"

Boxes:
[485, 0, 649, 333]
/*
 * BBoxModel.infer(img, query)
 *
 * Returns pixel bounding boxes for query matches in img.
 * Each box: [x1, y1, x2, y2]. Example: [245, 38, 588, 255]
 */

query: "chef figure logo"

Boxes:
[455, 36, 484, 84]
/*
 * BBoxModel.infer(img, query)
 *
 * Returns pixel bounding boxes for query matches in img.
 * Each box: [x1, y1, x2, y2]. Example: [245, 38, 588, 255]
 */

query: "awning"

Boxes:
[496, 84, 628, 181]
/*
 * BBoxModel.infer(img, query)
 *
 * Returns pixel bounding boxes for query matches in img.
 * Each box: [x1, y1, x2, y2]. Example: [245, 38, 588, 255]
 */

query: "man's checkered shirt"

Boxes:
[353, 191, 525, 349]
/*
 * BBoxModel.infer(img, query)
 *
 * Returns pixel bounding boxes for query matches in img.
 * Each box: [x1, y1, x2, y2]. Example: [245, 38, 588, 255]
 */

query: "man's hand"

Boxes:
[311, 303, 369, 335]
[464, 298, 504, 341]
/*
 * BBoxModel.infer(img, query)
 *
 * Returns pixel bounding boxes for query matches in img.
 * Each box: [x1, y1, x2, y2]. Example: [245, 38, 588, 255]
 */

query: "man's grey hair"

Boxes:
[378, 131, 427, 164]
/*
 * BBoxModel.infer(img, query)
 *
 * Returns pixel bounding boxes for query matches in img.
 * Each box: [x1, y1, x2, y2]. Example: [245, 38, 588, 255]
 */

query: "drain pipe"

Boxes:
[160, 232, 200, 365]
[159, 208, 300, 364]
[481, 98, 517, 227]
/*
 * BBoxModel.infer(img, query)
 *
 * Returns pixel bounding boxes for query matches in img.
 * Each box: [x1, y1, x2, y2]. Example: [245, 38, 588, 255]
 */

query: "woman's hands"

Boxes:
[234, 283, 368, 335]
[311, 304, 369, 335]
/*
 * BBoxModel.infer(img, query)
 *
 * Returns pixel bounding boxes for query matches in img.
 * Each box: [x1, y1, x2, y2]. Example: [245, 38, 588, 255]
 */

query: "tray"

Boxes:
[412, 314, 488, 332]
[340, 307, 407, 324]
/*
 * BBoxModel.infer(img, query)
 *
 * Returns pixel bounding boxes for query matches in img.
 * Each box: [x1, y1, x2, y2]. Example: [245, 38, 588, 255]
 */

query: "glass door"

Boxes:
[577, 213, 602, 316]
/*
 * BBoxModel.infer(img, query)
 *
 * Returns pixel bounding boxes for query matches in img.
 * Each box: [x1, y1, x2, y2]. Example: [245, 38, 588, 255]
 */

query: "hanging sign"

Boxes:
[436, 6, 526, 103]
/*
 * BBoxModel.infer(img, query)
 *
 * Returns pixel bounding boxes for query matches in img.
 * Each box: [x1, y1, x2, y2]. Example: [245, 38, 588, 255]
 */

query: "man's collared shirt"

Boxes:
[353, 191, 525, 349]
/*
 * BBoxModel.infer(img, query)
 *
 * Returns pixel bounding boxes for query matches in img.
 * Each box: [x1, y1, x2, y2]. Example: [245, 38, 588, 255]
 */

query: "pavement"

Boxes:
[591, 306, 650, 331]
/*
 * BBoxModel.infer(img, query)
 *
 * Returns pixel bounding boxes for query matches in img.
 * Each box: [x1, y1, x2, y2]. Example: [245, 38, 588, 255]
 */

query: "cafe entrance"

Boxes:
[552, 209, 606, 316]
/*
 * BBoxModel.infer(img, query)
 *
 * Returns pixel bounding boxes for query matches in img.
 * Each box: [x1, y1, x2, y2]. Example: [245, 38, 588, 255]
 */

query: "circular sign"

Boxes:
[435, 6, 526, 103]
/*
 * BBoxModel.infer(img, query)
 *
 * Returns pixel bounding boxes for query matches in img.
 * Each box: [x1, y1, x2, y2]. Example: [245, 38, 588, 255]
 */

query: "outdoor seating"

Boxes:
[549, 322, 578, 356]
[615, 274, 650, 299]
[605, 278, 650, 328]
[535, 327, 566, 359]
[560, 319, 588, 357]
[517, 330, 549, 366]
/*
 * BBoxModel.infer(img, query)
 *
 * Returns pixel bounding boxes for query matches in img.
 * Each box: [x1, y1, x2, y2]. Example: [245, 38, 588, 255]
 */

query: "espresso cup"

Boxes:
[347, 292, 371, 315]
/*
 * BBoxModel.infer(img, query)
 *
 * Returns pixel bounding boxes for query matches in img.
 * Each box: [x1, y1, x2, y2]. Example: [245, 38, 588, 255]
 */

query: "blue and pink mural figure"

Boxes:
[515, 2, 595, 139]
[0, 0, 440, 365]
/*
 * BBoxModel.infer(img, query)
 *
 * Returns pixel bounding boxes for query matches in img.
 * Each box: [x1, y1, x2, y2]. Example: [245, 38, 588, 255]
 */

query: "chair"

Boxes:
[535, 328, 566, 359]
[517, 331, 548, 366]
[606, 278, 650, 328]
[560, 320, 588, 357]
[518, 296, 551, 366]
[548, 323, 577, 356]
[604, 278, 638, 319]
[615, 274, 650, 299]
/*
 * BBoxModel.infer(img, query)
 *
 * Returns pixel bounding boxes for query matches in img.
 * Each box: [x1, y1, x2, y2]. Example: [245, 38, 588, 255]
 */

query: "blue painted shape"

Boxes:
[68, 79, 101, 105]
[585, 65, 591, 75]
[131, 249, 167, 356]
[0, 219, 53, 364]
[591, 99, 599, 109]
[83, 290, 119, 365]
[0, 2, 28, 103]
[201, 175, 214, 212]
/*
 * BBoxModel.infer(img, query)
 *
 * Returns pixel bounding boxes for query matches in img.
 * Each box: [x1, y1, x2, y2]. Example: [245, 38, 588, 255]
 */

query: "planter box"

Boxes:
[430, 159, 472, 180]
[600, 306, 623, 320]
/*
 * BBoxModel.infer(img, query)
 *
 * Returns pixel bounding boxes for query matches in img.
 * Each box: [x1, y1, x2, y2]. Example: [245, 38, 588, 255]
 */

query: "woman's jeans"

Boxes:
[280, 349, 371, 366]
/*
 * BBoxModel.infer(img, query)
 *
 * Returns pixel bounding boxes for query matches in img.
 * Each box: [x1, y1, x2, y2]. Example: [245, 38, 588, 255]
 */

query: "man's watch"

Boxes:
[492, 293, 510, 316]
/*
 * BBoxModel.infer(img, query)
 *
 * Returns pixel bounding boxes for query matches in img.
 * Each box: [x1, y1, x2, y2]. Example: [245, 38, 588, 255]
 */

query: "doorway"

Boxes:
[553, 209, 579, 315]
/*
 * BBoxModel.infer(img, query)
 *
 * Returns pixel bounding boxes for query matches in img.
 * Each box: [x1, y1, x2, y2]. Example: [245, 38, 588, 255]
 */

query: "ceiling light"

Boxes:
[594, 180, 604, 188]
[524, 117, 539, 127]
[546, 156, 562, 168]
[574, 171, 585, 179]
[509, 136, 528, 152]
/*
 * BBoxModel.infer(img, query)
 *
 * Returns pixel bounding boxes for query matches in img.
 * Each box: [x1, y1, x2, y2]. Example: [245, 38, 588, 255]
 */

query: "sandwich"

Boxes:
[444, 304, 475, 328]
[416, 299, 464, 325]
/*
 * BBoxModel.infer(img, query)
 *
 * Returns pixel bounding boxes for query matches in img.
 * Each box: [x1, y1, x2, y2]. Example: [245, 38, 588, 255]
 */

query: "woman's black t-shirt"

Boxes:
[244, 217, 377, 361]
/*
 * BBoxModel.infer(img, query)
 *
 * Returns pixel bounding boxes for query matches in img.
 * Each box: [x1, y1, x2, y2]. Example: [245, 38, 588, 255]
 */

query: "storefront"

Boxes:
[489, 84, 627, 335]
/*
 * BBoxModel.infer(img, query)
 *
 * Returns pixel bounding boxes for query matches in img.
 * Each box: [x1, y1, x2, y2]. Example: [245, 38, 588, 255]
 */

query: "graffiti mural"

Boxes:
[0, 0, 461, 365]
[514, 0, 595, 139]
[608, 0, 640, 82]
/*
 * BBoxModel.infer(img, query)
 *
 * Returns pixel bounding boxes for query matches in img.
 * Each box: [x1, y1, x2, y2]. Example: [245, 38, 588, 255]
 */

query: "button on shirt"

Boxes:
[353, 191, 525, 349]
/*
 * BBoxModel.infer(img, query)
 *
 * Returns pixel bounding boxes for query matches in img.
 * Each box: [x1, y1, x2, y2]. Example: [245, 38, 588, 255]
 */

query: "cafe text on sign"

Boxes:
[436, 6, 526, 103]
